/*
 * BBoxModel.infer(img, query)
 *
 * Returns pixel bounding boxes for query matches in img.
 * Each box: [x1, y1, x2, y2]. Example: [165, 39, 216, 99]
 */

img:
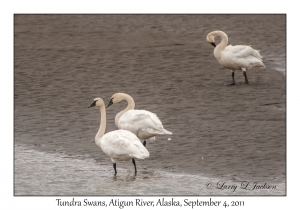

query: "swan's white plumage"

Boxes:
[108, 93, 172, 143]
[89, 97, 149, 175]
[206, 30, 265, 84]
[100, 130, 149, 162]
[118, 109, 172, 140]
[217, 44, 265, 70]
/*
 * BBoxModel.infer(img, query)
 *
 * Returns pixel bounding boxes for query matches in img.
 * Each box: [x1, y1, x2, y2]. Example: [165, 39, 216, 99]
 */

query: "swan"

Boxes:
[106, 93, 172, 147]
[206, 30, 265, 85]
[88, 97, 149, 176]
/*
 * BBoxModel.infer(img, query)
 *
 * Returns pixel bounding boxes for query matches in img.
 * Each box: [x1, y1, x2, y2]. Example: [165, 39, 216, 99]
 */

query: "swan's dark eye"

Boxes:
[106, 97, 114, 108]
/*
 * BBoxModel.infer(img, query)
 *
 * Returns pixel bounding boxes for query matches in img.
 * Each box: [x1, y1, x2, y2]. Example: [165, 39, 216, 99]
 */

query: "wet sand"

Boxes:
[14, 14, 286, 195]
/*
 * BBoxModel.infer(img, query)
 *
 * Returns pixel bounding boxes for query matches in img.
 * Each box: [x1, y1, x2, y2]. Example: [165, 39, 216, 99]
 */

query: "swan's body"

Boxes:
[206, 30, 265, 85]
[88, 97, 149, 176]
[106, 93, 172, 147]
[99, 130, 149, 162]
[117, 109, 171, 140]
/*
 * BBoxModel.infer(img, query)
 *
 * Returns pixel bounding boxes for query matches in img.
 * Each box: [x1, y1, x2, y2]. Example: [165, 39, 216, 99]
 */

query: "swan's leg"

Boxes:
[143, 140, 146, 147]
[242, 68, 249, 84]
[113, 163, 117, 176]
[132, 158, 137, 176]
[225, 71, 235, 86]
[230, 70, 235, 85]
[243, 72, 249, 84]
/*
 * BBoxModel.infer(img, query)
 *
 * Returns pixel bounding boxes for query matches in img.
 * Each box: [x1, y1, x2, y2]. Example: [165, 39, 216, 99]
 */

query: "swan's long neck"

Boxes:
[214, 31, 228, 52]
[115, 94, 135, 127]
[95, 105, 106, 147]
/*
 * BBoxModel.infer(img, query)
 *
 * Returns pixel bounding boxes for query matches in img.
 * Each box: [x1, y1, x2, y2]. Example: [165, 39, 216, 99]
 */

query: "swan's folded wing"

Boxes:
[101, 130, 149, 159]
[119, 110, 165, 133]
[225, 45, 262, 60]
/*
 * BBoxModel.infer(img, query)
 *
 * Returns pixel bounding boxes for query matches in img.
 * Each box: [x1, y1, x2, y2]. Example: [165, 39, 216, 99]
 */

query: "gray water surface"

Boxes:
[14, 14, 286, 196]
[14, 144, 285, 195]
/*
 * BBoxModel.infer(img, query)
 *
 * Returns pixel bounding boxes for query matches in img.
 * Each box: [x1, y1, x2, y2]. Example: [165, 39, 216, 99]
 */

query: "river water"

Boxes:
[14, 144, 285, 195]
[14, 14, 286, 196]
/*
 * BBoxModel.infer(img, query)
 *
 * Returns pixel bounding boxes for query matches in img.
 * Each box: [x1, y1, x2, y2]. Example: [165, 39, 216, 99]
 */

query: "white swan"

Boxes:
[206, 30, 265, 85]
[88, 97, 149, 176]
[106, 93, 172, 147]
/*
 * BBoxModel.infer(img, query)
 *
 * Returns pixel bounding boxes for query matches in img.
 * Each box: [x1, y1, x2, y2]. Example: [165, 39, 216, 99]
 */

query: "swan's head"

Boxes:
[88, 97, 105, 108]
[106, 93, 128, 108]
[207, 30, 228, 47]
[206, 32, 216, 47]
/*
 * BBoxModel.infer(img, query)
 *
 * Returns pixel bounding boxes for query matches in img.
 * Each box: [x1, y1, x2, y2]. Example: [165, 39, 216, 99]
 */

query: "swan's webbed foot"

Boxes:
[143, 140, 146, 147]
[132, 159, 137, 176]
[113, 163, 117, 176]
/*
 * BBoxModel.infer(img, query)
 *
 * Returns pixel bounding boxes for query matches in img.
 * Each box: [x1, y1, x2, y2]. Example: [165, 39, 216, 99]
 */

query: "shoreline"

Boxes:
[15, 144, 285, 196]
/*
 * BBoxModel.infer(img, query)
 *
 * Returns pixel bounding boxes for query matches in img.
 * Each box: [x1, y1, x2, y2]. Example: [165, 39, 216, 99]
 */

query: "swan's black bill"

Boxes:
[88, 100, 97, 108]
[210, 42, 216, 47]
[106, 98, 114, 108]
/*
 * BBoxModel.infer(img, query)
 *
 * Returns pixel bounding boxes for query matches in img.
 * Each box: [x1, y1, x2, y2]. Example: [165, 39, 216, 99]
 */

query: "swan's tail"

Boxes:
[256, 58, 266, 69]
[253, 49, 266, 67]
[162, 129, 172, 135]
[132, 146, 150, 159]
[249, 60, 265, 69]
[250, 49, 266, 69]
[147, 128, 172, 135]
